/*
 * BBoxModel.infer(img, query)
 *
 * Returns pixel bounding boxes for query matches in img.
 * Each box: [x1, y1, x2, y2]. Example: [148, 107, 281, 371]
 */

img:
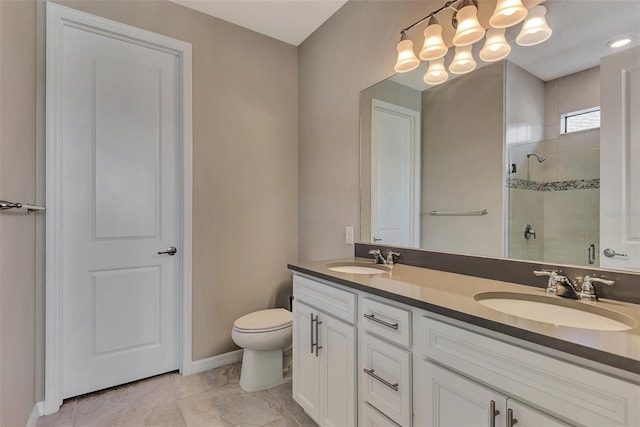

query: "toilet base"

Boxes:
[239, 348, 291, 392]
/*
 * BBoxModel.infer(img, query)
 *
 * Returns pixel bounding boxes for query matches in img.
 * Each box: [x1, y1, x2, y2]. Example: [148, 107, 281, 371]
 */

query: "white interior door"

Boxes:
[59, 20, 181, 398]
[371, 99, 421, 247]
[601, 46, 640, 271]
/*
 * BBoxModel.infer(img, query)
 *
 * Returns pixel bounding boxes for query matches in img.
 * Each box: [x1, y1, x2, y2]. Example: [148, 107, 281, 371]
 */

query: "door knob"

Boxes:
[158, 246, 177, 256]
[373, 236, 383, 242]
[603, 248, 627, 258]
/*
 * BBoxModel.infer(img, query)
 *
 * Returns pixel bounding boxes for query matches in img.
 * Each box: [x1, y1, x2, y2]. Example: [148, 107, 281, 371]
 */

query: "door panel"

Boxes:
[507, 399, 570, 427]
[321, 314, 356, 427]
[601, 46, 640, 270]
[415, 361, 507, 427]
[292, 301, 320, 420]
[61, 23, 180, 398]
[94, 58, 161, 239]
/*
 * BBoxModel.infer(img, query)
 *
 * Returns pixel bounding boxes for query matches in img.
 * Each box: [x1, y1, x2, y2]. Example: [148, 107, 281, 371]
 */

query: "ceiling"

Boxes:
[168, 0, 348, 46]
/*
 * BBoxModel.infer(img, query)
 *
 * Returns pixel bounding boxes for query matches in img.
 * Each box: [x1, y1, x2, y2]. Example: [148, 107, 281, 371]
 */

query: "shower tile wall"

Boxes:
[508, 66, 600, 266]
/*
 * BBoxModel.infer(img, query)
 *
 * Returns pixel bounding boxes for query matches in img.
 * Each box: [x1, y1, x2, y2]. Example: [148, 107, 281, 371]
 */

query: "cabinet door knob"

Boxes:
[507, 409, 518, 427]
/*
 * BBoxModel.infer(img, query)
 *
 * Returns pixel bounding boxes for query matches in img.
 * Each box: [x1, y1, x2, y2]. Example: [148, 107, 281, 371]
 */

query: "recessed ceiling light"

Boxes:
[608, 37, 632, 49]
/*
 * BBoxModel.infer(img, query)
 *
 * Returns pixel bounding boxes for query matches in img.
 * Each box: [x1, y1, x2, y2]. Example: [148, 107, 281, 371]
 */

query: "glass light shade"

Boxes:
[449, 45, 477, 74]
[479, 28, 511, 62]
[516, 5, 552, 46]
[489, 0, 528, 28]
[394, 39, 420, 73]
[424, 58, 449, 85]
[452, 4, 485, 46]
[419, 23, 448, 61]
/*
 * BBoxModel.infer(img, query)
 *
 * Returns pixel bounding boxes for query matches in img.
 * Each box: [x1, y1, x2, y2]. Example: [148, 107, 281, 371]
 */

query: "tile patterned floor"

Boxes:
[37, 362, 316, 427]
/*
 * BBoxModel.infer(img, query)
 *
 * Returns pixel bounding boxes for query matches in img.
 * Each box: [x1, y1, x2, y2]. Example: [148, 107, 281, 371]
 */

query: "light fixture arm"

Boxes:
[399, 0, 458, 37]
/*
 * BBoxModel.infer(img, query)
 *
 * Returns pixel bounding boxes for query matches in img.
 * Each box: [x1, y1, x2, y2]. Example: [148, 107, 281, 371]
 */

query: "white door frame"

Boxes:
[44, 2, 193, 414]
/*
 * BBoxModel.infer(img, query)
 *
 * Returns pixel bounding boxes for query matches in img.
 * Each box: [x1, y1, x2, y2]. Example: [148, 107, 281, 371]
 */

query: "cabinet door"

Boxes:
[507, 399, 571, 427]
[319, 313, 356, 427]
[415, 361, 507, 427]
[292, 301, 320, 421]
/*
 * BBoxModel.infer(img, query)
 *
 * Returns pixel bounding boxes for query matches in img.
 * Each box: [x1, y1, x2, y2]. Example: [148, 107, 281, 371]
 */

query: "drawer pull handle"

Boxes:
[507, 409, 518, 427]
[489, 400, 500, 427]
[363, 313, 399, 330]
[363, 368, 399, 391]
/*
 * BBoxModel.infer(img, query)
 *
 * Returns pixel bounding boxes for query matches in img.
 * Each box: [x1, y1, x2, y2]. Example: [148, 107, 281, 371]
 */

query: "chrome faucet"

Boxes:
[533, 270, 579, 299]
[578, 275, 615, 301]
[368, 249, 401, 265]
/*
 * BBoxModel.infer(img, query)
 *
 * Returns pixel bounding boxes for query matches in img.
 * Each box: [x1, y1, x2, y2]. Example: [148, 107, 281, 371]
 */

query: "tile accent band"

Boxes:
[507, 178, 600, 191]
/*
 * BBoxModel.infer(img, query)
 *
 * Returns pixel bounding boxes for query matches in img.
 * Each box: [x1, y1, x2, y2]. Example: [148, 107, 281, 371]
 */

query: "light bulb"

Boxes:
[479, 28, 511, 62]
[452, 2, 485, 47]
[419, 20, 448, 61]
[424, 58, 449, 85]
[516, 5, 552, 47]
[394, 38, 420, 73]
[449, 45, 477, 74]
[489, 0, 528, 28]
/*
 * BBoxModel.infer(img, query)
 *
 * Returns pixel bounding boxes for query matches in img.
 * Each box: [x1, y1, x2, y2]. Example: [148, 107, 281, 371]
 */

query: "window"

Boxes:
[561, 107, 600, 134]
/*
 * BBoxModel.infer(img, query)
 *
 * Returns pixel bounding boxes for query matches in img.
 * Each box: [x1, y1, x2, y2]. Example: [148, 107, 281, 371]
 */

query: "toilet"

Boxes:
[231, 308, 293, 392]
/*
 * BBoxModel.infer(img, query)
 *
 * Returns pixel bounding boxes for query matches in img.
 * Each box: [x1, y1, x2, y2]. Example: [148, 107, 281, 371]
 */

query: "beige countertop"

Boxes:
[289, 258, 640, 377]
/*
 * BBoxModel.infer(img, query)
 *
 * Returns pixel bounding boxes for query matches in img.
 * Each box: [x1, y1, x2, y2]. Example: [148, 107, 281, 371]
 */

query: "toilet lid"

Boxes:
[234, 308, 292, 332]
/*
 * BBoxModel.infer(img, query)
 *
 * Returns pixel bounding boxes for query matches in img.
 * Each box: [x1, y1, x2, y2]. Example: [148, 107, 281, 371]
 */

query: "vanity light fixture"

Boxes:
[394, 31, 421, 73]
[489, 0, 528, 29]
[607, 37, 632, 49]
[479, 28, 511, 62]
[392, 0, 552, 86]
[516, 5, 552, 46]
[419, 16, 448, 61]
[424, 58, 449, 85]
[450, 45, 477, 74]
[452, 0, 485, 47]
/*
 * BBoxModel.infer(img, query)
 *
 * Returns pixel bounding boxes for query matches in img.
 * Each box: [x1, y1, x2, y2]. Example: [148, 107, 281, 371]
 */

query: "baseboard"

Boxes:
[26, 401, 44, 427]
[190, 349, 243, 375]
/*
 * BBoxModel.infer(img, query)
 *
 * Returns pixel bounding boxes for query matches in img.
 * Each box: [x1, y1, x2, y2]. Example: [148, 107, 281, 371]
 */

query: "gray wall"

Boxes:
[298, 0, 440, 261]
[1, 1, 298, 424]
[0, 1, 38, 425]
[420, 62, 505, 256]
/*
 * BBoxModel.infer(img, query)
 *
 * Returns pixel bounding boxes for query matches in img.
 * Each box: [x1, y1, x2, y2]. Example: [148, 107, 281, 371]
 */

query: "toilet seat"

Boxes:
[233, 308, 292, 333]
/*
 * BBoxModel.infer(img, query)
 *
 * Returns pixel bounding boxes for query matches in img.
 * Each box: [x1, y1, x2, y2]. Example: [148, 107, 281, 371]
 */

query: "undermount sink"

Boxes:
[474, 292, 638, 331]
[327, 262, 391, 275]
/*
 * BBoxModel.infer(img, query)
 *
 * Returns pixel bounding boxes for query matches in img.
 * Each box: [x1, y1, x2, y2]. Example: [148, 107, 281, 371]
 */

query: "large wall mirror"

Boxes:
[360, 0, 640, 272]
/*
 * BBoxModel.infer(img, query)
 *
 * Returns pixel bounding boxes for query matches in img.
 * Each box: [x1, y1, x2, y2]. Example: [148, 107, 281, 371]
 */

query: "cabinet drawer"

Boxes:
[360, 333, 412, 426]
[361, 298, 411, 347]
[293, 274, 356, 324]
[420, 316, 640, 427]
[361, 402, 401, 427]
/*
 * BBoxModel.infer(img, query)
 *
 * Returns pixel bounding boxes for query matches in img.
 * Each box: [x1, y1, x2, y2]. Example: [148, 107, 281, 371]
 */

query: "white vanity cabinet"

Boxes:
[414, 317, 640, 427]
[292, 274, 357, 427]
[416, 360, 569, 427]
[290, 269, 640, 427]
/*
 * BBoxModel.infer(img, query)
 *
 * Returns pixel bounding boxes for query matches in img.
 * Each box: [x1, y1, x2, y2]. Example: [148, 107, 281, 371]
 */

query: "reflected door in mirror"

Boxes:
[371, 99, 421, 247]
